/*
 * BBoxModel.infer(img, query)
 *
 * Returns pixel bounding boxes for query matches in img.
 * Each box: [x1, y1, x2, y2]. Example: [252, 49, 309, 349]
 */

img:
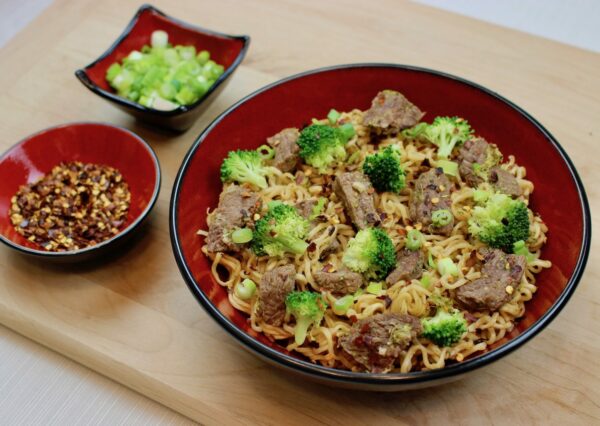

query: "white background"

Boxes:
[1, 1, 598, 424]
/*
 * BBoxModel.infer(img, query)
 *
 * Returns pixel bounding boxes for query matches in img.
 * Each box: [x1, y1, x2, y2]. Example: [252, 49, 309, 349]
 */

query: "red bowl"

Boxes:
[75, 4, 250, 131]
[0, 122, 160, 261]
[170, 64, 591, 390]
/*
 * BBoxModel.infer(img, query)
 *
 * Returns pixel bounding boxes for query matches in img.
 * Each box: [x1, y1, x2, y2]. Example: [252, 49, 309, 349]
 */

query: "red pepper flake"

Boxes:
[322, 263, 333, 272]
[463, 311, 477, 323]
[307, 242, 316, 253]
[349, 315, 358, 324]
[295, 172, 304, 185]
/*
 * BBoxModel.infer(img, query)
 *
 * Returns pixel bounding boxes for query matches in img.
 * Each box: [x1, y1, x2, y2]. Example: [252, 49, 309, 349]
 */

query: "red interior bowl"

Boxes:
[75, 4, 249, 131]
[0, 122, 160, 260]
[170, 64, 591, 390]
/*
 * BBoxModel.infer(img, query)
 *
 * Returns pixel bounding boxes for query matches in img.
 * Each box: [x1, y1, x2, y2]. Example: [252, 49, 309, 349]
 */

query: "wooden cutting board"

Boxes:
[1, 0, 599, 424]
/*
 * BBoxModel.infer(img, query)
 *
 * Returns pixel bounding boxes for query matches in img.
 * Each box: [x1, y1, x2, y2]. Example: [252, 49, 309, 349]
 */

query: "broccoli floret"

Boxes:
[422, 116, 473, 158]
[421, 309, 467, 347]
[220, 149, 269, 189]
[342, 228, 396, 280]
[468, 192, 530, 252]
[285, 291, 327, 344]
[297, 124, 353, 171]
[362, 145, 406, 193]
[251, 203, 310, 256]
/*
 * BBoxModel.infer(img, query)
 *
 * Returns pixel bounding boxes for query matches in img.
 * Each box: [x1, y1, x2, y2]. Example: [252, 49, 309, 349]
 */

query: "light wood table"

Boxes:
[0, 0, 598, 424]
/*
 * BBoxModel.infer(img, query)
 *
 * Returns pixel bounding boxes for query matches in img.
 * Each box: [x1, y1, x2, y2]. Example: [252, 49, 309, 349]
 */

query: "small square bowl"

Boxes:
[75, 4, 250, 131]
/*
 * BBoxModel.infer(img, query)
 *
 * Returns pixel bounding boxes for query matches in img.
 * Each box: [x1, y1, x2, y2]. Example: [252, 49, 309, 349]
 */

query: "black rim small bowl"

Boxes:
[170, 64, 591, 388]
[0, 122, 161, 260]
[74, 4, 250, 126]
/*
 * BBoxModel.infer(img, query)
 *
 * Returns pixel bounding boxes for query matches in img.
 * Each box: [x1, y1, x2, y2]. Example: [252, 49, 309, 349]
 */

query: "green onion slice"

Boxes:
[257, 144, 275, 160]
[405, 229, 423, 251]
[333, 295, 354, 315]
[327, 109, 341, 124]
[432, 209, 453, 227]
[234, 278, 256, 300]
[366, 282, 384, 295]
[231, 228, 253, 244]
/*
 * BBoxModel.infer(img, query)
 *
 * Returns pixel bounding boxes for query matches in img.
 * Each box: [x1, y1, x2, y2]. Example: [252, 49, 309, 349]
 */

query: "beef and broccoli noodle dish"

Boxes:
[197, 90, 551, 373]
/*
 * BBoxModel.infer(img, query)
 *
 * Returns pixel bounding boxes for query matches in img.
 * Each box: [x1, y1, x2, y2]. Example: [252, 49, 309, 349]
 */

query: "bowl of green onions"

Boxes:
[75, 4, 250, 131]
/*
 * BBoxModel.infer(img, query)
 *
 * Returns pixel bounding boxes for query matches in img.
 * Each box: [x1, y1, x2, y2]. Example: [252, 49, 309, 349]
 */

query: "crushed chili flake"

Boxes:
[9, 161, 130, 252]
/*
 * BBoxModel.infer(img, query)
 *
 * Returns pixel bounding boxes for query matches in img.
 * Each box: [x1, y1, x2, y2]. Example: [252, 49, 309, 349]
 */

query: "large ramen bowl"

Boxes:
[170, 64, 590, 390]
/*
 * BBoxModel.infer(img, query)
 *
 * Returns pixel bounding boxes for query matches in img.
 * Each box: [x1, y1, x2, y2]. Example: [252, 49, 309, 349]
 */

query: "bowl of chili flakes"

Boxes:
[0, 122, 160, 261]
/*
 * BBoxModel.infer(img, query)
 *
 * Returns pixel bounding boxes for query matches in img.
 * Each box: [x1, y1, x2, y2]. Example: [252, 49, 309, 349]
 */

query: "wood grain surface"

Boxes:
[0, 0, 598, 424]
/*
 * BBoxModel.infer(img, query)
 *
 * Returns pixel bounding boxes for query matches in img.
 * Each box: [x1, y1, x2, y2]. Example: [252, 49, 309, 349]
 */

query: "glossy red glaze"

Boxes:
[171, 65, 590, 385]
[75, 5, 249, 131]
[0, 123, 160, 257]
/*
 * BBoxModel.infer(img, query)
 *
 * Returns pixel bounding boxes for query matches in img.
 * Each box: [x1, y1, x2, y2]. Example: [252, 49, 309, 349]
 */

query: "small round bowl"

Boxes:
[170, 64, 591, 390]
[0, 122, 161, 261]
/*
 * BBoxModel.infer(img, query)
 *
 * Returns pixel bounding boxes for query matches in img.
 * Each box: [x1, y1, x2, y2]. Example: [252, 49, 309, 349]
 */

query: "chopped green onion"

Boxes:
[353, 288, 364, 298]
[333, 295, 354, 315]
[151, 30, 168, 48]
[234, 278, 256, 300]
[428, 250, 436, 269]
[257, 144, 275, 160]
[106, 30, 225, 108]
[338, 123, 356, 141]
[153, 97, 179, 111]
[432, 209, 453, 227]
[197, 50, 210, 64]
[309, 197, 326, 220]
[401, 122, 428, 139]
[513, 240, 536, 262]
[405, 229, 423, 251]
[435, 159, 459, 177]
[327, 109, 341, 124]
[366, 282, 384, 295]
[106, 63, 121, 81]
[231, 228, 253, 244]
[420, 273, 432, 288]
[437, 257, 459, 277]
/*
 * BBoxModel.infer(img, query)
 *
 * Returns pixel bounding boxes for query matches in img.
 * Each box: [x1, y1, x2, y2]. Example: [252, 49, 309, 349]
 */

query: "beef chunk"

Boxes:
[314, 270, 363, 295]
[267, 128, 300, 172]
[340, 313, 422, 373]
[206, 186, 260, 253]
[386, 249, 424, 285]
[363, 90, 425, 134]
[489, 166, 521, 197]
[333, 172, 379, 229]
[258, 265, 296, 326]
[455, 249, 527, 311]
[295, 199, 318, 220]
[409, 168, 454, 235]
[457, 137, 490, 187]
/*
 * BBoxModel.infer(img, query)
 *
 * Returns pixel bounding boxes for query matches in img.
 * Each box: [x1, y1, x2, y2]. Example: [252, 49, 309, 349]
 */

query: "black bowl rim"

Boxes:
[74, 3, 250, 118]
[0, 121, 161, 258]
[169, 63, 591, 386]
